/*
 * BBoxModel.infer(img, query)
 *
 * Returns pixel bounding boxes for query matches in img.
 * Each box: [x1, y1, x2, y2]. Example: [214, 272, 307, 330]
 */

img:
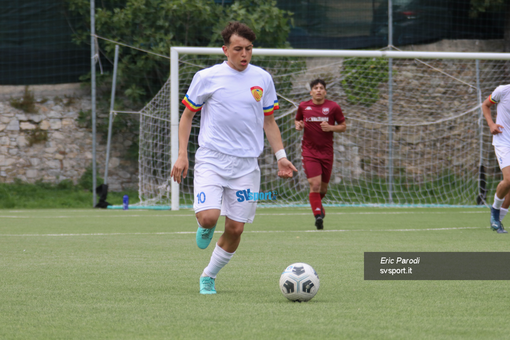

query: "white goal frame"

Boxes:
[169, 47, 510, 210]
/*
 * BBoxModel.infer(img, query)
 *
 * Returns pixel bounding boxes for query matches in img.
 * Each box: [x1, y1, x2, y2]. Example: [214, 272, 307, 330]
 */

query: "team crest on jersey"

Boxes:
[322, 107, 330, 115]
[250, 86, 263, 102]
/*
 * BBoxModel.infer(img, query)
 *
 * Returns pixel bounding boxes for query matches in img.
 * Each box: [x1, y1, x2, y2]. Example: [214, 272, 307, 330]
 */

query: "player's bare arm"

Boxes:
[320, 121, 347, 133]
[295, 120, 304, 130]
[170, 107, 196, 183]
[264, 114, 298, 178]
[482, 96, 503, 135]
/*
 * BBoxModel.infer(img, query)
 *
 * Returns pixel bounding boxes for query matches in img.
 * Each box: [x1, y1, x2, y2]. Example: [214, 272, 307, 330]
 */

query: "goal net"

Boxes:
[138, 48, 510, 209]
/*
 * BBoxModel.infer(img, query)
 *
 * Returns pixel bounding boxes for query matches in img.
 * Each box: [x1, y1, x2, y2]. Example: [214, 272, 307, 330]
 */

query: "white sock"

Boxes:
[202, 243, 235, 279]
[501, 207, 509, 221]
[493, 194, 505, 210]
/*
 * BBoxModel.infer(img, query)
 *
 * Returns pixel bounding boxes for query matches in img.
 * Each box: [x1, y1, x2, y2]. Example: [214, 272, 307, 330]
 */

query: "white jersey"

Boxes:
[182, 61, 279, 158]
[491, 84, 510, 147]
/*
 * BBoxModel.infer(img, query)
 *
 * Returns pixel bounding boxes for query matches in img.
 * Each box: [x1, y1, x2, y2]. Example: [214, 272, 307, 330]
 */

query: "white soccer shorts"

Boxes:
[494, 146, 510, 170]
[193, 151, 261, 223]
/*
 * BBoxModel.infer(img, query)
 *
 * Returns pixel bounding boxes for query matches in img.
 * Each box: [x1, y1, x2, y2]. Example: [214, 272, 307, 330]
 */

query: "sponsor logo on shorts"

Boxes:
[236, 189, 278, 202]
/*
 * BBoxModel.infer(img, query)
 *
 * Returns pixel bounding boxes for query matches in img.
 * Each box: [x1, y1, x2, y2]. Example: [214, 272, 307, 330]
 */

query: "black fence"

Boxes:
[278, 0, 506, 49]
[0, 1, 90, 85]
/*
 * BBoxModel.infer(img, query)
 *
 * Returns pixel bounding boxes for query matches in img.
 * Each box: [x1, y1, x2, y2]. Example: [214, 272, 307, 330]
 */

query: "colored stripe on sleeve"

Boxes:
[263, 104, 274, 116]
[182, 95, 204, 112]
[490, 95, 497, 104]
[274, 100, 280, 110]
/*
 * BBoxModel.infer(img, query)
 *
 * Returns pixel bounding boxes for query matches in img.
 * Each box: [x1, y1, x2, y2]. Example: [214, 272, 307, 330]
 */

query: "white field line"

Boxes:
[0, 210, 487, 237]
[0, 210, 486, 219]
[0, 226, 483, 237]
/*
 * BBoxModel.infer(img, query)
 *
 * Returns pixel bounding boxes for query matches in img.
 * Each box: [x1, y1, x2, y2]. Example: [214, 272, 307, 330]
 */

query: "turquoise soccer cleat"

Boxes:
[196, 225, 216, 249]
[490, 207, 502, 231]
[199, 276, 216, 294]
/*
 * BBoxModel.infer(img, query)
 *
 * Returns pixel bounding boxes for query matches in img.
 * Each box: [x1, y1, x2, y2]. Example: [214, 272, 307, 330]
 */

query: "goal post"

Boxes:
[170, 47, 180, 211]
[137, 47, 510, 210]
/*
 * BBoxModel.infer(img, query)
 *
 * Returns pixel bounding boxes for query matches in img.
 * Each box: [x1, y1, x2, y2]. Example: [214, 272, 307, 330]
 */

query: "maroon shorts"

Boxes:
[302, 155, 333, 183]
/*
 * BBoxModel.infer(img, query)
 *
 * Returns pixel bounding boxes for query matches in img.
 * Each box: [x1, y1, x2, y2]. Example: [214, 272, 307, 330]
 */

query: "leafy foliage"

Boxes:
[209, 0, 293, 48]
[65, 0, 292, 108]
[64, 0, 293, 158]
[341, 57, 389, 107]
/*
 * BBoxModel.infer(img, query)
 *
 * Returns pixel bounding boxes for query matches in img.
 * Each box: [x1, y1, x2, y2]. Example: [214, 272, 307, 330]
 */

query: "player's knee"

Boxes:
[309, 181, 321, 192]
[310, 185, 321, 192]
[502, 177, 510, 189]
[225, 222, 244, 238]
[197, 215, 219, 228]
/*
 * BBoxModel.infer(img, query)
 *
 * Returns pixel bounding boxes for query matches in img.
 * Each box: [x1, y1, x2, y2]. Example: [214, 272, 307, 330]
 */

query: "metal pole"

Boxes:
[90, 0, 97, 206]
[388, 0, 393, 47]
[173, 47, 510, 60]
[476, 59, 483, 162]
[170, 47, 180, 211]
[104, 45, 119, 185]
[387, 0, 394, 203]
[388, 58, 394, 204]
[476, 59, 486, 204]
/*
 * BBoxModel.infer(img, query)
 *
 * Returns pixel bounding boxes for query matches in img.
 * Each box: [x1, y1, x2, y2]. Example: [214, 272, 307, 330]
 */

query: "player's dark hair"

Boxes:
[221, 22, 256, 45]
[310, 79, 326, 90]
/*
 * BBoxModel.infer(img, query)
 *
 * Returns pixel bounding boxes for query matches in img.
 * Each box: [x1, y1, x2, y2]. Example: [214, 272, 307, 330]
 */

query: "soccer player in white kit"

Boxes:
[170, 22, 298, 294]
[482, 85, 510, 234]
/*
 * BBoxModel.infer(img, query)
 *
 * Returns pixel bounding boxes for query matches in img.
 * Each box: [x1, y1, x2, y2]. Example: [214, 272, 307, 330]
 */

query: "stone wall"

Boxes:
[0, 84, 138, 191]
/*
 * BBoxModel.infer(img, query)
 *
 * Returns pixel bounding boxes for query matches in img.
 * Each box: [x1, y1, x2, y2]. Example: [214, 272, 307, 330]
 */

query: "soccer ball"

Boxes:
[279, 263, 320, 302]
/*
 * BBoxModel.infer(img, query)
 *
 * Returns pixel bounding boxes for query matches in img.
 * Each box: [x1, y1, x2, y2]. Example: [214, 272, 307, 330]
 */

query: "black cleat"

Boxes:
[315, 215, 324, 230]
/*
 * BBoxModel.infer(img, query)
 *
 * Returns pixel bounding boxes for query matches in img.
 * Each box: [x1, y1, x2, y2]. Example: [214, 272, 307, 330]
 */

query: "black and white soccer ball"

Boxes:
[279, 263, 320, 302]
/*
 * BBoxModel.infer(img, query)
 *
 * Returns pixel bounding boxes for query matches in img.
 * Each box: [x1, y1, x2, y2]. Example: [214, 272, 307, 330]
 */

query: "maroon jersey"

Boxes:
[295, 99, 345, 157]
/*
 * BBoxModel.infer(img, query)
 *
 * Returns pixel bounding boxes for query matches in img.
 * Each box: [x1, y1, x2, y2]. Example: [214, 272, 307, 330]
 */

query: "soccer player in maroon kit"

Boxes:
[295, 79, 346, 229]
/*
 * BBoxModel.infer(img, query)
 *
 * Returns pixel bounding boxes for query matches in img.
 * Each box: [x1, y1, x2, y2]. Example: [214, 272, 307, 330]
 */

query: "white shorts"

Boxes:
[193, 149, 260, 224]
[494, 146, 510, 170]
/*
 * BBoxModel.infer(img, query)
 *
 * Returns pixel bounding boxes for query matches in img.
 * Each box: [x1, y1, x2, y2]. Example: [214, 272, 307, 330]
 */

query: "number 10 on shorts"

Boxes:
[197, 192, 206, 204]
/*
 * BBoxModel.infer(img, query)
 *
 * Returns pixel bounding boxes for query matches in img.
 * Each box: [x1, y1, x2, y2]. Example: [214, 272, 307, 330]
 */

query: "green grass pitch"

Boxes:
[1, 207, 509, 339]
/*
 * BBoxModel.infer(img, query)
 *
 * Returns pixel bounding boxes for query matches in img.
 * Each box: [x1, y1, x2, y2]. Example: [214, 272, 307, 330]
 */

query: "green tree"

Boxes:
[65, 0, 292, 108]
[64, 0, 293, 162]
[209, 0, 292, 48]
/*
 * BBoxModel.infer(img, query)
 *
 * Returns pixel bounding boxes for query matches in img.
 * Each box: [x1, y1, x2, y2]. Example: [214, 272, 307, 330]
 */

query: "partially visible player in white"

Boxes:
[170, 22, 297, 294]
[482, 84, 510, 233]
